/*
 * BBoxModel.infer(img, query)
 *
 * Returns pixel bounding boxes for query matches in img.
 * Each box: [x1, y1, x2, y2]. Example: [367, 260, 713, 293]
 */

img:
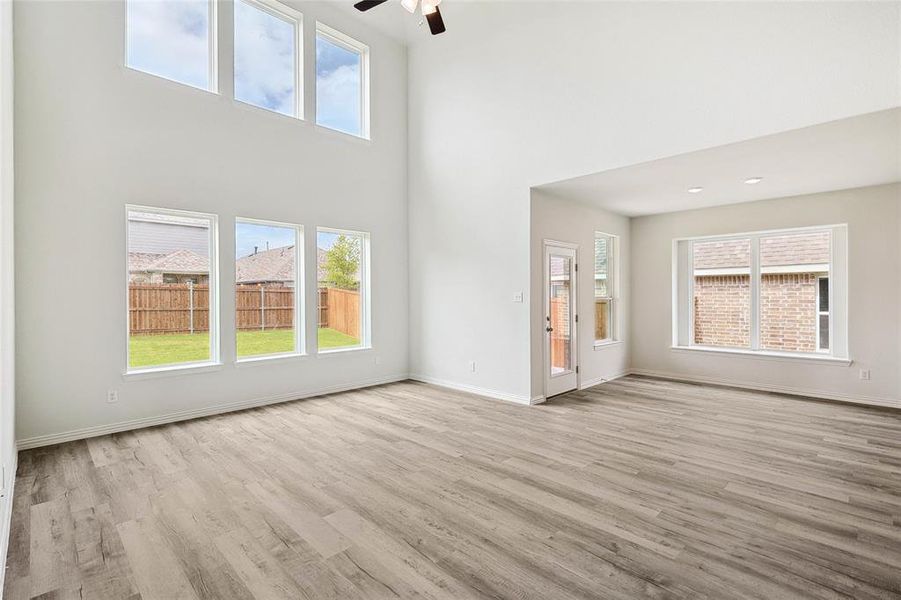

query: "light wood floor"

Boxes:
[4, 376, 901, 599]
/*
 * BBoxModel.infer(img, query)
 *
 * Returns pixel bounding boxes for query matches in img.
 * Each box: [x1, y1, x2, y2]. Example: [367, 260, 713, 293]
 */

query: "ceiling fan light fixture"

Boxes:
[421, 0, 440, 15]
[400, 0, 418, 13]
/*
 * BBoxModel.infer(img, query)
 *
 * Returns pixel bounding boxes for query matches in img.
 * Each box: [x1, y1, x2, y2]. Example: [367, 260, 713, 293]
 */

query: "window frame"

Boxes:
[316, 226, 371, 354]
[124, 205, 220, 375]
[593, 231, 618, 346]
[234, 217, 305, 362]
[672, 224, 848, 361]
[233, 0, 304, 119]
[125, 0, 219, 93]
[314, 22, 371, 140]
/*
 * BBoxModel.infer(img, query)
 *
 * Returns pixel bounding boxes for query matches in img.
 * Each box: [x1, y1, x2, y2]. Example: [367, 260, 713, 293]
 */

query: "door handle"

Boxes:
[546, 326, 553, 332]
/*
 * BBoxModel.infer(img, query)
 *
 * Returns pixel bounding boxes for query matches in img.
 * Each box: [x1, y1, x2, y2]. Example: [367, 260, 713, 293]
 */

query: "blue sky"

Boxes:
[127, 0, 211, 90]
[127, 1, 361, 134]
[317, 231, 341, 251]
[316, 35, 362, 135]
[234, 0, 296, 116]
[235, 226, 359, 258]
[236, 222, 295, 259]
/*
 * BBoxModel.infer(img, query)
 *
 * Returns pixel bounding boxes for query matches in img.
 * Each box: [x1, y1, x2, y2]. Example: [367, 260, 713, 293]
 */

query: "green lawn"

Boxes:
[129, 328, 361, 368]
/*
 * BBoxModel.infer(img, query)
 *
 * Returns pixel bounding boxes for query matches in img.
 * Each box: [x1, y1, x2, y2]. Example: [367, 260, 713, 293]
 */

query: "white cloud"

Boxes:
[316, 64, 361, 135]
[234, 0, 296, 116]
[127, 0, 211, 89]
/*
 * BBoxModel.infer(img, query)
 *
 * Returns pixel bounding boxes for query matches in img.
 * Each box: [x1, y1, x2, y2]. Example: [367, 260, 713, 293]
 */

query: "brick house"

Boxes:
[692, 231, 830, 352]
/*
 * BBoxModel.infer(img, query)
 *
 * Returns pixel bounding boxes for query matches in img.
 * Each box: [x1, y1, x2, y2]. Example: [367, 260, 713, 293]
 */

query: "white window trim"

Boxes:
[233, 0, 304, 119]
[316, 227, 371, 354]
[670, 345, 851, 366]
[125, 0, 219, 93]
[315, 22, 371, 140]
[125, 205, 220, 375]
[235, 217, 305, 362]
[593, 231, 618, 347]
[672, 224, 848, 361]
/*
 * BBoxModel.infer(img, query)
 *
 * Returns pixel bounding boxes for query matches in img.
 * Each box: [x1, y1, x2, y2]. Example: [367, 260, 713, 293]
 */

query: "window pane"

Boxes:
[234, 0, 297, 116]
[236, 222, 297, 358]
[316, 32, 362, 136]
[127, 0, 212, 90]
[128, 209, 212, 368]
[819, 314, 830, 350]
[692, 238, 751, 348]
[549, 255, 572, 374]
[317, 230, 363, 350]
[760, 231, 831, 353]
[818, 277, 829, 312]
[594, 299, 611, 342]
[594, 235, 610, 298]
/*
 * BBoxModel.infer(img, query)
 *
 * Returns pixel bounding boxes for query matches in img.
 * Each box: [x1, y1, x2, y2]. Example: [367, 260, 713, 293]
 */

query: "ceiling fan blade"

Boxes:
[426, 5, 446, 34]
[354, 0, 389, 11]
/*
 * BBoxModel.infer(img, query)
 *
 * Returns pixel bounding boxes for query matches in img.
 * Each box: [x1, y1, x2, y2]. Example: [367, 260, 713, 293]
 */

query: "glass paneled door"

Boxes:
[544, 241, 578, 397]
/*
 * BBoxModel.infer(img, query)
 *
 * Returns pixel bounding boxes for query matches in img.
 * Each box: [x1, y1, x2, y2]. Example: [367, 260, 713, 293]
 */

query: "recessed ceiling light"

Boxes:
[688, 187, 704, 194]
[744, 177, 763, 185]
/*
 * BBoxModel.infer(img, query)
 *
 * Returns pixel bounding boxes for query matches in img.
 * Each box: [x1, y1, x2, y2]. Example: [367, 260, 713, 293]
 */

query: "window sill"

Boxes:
[236, 353, 308, 367]
[594, 340, 624, 350]
[314, 123, 371, 143]
[123, 361, 224, 380]
[670, 346, 851, 366]
[317, 346, 372, 358]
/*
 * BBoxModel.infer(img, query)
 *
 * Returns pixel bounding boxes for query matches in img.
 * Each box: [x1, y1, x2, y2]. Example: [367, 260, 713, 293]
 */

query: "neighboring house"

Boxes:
[236, 245, 296, 287]
[693, 231, 830, 352]
[128, 249, 210, 284]
[128, 212, 211, 284]
[235, 246, 355, 287]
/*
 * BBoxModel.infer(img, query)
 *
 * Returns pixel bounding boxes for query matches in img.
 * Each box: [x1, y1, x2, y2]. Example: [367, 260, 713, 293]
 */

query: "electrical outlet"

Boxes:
[859, 369, 871, 381]
[468, 360, 476, 373]
[512, 291, 523, 303]
[374, 356, 381, 366]
[107, 390, 119, 403]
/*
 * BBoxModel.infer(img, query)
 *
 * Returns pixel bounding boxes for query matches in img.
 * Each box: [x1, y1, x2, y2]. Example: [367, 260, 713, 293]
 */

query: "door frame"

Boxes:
[543, 239, 579, 398]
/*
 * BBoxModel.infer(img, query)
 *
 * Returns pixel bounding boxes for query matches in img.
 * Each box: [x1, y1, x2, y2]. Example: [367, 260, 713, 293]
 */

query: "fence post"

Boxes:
[188, 281, 194, 334]
[260, 285, 265, 331]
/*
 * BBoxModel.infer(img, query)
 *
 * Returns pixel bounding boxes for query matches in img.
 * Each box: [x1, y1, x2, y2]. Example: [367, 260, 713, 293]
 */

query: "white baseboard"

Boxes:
[0, 451, 18, 596]
[629, 368, 901, 409]
[408, 374, 533, 405]
[16, 374, 408, 450]
[579, 370, 631, 390]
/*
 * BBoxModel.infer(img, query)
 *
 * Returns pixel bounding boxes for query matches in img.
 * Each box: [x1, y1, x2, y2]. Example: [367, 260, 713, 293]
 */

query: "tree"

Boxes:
[323, 235, 360, 290]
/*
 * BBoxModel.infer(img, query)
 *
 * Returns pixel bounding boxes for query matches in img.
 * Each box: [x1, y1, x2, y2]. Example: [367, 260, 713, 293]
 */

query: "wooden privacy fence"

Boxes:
[129, 283, 210, 335]
[129, 283, 361, 338]
[236, 285, 294, 331]
[549, 297, 570, 369]
[322, 287, 361, 339]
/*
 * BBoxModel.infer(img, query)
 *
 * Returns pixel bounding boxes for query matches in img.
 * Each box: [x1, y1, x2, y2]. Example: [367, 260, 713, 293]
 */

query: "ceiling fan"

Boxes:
[353, 0, 446, 35]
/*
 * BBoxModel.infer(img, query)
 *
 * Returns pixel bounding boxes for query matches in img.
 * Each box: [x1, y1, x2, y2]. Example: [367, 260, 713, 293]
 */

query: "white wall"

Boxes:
[14, 0, 408, 444]
[0, 0, 15, 578]
[408, 1, 901, 399]
[630, 183, 901, 406]
[530, 191, 630, 399]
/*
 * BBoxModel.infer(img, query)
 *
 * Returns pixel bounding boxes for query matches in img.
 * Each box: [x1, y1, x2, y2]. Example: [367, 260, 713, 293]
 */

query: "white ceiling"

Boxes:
[535, 108, 901, 217]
